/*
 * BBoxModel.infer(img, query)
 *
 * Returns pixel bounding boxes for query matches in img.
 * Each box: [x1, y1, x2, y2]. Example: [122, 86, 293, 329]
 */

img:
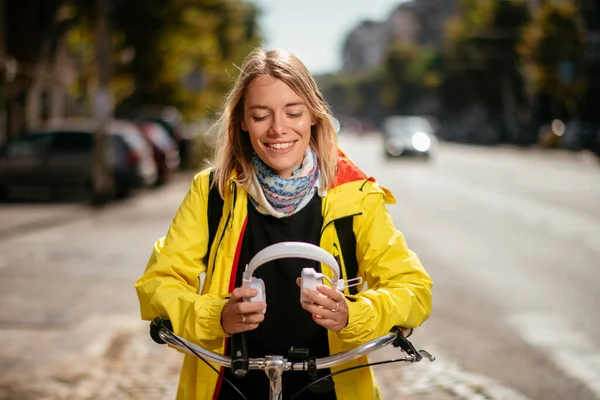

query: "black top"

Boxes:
[217, 194, 337, 400]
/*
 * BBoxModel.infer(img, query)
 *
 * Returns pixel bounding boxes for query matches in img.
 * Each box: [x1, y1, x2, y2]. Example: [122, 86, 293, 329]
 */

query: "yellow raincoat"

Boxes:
[135, 154, 433, 399]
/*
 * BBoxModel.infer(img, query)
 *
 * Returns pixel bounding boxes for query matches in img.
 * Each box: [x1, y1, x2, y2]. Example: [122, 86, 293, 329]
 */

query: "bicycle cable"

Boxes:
[287, 356, 414, 400]
[161, 329, 249, 400]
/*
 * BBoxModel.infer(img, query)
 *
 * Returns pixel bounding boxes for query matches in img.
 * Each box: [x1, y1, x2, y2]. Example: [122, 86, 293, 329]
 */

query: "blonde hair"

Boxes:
[212, 48, 338, 197]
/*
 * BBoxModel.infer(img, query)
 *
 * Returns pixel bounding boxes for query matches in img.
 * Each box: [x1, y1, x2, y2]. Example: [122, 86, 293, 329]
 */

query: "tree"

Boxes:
[518, 1, 586, 123]
[442, 0, 531, 144]
[111, 0, 262, 120]
[382, 43, 442, 116]
[317, 71, 384, 126]
[64, 0, 262, 120]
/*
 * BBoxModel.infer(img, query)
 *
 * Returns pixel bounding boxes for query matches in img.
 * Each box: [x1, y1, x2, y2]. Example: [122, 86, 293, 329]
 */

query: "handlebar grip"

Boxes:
[150, 317, 173, 345]
[230, 333, 249, 378]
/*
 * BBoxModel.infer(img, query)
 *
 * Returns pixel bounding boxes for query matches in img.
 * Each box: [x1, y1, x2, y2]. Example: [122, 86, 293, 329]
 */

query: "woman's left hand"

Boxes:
[299, 281, 349, 332]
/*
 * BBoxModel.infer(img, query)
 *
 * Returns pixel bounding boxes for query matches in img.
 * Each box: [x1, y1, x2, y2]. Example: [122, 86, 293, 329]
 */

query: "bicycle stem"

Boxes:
[264, 356, 285, 400]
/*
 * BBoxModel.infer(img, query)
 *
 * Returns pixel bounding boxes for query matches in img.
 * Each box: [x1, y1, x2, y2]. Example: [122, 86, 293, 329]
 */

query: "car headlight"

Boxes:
[411, 132, 431, 152]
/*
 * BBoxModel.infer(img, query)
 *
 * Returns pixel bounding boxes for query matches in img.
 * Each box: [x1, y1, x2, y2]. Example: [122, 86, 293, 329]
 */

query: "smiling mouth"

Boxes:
[266, 141, 296, 150]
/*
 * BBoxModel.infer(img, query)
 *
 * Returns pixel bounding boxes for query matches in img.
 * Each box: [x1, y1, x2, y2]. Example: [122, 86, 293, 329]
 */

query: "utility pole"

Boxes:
[0, 0, 6, 146]
[94, 0, 111, 120]
[91, 0, 114, 203]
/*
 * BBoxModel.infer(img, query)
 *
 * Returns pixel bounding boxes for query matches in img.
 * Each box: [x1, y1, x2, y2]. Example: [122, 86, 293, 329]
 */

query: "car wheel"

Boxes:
[114, 177, 132, 199]
[86, 181, 109, 206]
[0, 185, 7, 202]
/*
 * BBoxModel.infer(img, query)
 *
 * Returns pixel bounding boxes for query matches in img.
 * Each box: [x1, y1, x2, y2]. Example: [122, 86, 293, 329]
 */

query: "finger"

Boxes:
[232, 301, 267, 314]
[231, 288, 258, 302]
[240, 312, 265, 324]
[302, 289, 337, 310]
[311, 314, 338, 330]
[237, 323, 260, 332]
[316, 285, 344, 301]
[302, 302, 338, 320]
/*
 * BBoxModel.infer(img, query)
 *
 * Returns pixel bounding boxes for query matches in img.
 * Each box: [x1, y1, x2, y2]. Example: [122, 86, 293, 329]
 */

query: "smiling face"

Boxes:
[241, 75, 315, 178]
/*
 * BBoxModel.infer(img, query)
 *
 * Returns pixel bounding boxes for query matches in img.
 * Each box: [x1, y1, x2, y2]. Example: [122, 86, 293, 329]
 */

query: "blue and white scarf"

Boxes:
[247, 149, 323, 218]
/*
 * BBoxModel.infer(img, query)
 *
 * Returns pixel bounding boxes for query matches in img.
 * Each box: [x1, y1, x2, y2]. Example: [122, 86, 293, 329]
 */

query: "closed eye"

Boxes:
[251, 115, 269, 122]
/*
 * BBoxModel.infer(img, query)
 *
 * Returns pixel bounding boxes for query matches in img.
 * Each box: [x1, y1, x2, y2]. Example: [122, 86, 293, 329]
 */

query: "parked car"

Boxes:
[382, 115, 438, 159]
[0, 129, 120, 202]
[0, 119, 158, 202]
[106, 119, 158, 188]
[136, 121, 180, 185]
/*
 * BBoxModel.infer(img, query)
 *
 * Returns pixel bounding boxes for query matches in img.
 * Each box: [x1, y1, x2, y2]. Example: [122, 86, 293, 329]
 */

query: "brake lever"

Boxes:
[390, 327, 435, 362]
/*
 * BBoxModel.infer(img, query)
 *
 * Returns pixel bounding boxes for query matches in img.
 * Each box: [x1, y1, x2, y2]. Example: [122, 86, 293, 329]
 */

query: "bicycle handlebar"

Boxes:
[149, 317, 435, 370]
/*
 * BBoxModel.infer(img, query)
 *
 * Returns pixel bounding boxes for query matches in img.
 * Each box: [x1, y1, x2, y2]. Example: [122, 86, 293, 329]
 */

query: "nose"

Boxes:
[269, 112, 287, 136]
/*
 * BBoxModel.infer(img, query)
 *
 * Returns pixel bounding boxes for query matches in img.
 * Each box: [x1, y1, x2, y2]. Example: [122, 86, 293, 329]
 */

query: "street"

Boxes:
[0, 133, 599, 400]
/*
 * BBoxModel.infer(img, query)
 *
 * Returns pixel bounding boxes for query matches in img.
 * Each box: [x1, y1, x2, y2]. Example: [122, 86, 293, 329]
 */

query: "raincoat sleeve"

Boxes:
[135, 170, 229, 349]
[337, 189, 433, 345]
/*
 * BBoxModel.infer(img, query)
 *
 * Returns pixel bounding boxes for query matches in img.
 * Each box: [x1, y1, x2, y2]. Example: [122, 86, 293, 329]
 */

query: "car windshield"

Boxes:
[51, 131, 94, 153]
[385, 117, 433, 137]
[5, 133, 53, 158]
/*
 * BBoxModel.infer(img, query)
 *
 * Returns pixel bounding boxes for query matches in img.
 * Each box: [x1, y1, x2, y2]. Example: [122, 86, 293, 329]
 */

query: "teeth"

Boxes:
[269, 142, 293, 150]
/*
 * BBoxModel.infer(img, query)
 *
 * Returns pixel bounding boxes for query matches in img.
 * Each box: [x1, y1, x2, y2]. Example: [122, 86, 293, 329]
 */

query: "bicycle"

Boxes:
[149, 242, 435, 400]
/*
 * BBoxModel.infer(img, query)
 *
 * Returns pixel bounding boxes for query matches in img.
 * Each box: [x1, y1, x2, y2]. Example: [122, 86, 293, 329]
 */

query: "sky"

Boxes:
[253, 0, 408, 75]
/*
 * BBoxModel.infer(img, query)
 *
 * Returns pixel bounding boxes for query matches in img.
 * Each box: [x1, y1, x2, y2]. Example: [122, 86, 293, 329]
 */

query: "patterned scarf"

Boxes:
[248, 149, 320, 218]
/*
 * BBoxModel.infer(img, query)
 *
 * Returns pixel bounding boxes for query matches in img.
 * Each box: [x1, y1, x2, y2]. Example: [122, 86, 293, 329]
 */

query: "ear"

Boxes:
[241, 120, 248, 132]
[311, 115, 317, 126]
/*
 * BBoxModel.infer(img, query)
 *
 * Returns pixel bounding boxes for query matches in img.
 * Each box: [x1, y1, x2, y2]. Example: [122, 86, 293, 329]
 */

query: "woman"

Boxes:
[135, 48, 433, 400]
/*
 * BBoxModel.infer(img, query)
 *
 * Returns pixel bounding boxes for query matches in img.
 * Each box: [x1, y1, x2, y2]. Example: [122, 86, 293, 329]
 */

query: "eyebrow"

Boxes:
[247, 102, 305, 110]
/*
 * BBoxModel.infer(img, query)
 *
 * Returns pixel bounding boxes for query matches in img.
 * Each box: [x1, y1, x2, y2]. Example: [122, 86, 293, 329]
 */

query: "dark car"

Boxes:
[0, 130, 121, 202]
[382, 116, 438, 159]
[0, 121, 157, 202]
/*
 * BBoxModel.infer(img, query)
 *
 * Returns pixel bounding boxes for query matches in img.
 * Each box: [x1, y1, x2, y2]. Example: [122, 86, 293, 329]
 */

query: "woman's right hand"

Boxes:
[221, 287, 267, 335]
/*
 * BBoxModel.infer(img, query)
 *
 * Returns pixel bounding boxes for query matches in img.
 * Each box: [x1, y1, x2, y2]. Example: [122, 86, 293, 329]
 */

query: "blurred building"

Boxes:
[341, 0, 458, 73]
[387, 0, 458, 48]
[0, 1, 81, 146]
[341, 20, 388, 73]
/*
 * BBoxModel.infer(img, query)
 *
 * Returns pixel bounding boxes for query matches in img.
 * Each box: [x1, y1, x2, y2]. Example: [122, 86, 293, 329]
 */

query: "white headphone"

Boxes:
[241, 242, 345, 311]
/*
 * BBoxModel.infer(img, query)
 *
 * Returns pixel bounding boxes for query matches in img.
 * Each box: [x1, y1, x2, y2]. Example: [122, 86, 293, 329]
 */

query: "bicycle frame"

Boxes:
[150, 318, 435, 400]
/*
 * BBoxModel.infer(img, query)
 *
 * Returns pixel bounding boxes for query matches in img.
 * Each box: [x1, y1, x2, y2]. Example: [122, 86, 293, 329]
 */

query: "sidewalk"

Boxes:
[0, 202, 91, 241]
[0, 172, 199, 241]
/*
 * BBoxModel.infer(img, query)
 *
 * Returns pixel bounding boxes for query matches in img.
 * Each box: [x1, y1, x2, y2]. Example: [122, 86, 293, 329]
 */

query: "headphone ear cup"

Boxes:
[249, 277, 266, 313]
[300, 268, 322, 304]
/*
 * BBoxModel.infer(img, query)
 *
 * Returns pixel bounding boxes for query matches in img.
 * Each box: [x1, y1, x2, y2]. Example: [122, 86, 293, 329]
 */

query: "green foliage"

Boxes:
[446, 0, 530, 71]
[518, 1, 586, 114]
[62, 0, 262, 120]
[442, 0, 531, 114]
[319, 43, 443, 124]
[382, 44, 443, 113]
[318, 71, 381, 119]
[113, 0, 263, 120]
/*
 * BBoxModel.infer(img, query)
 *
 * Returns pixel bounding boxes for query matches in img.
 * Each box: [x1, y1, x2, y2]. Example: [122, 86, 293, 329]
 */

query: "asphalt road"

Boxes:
[0, 133, 598, 400]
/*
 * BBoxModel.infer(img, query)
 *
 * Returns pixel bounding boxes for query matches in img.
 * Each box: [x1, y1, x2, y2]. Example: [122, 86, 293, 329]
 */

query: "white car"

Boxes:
[383, 116, 438, 159]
